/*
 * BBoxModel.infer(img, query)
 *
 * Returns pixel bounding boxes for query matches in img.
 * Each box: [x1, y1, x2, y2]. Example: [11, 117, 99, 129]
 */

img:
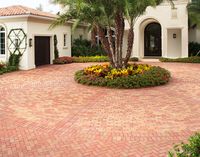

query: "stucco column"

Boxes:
[181, 27, 189, 57]
[162, 28, 168, 58]
[26, 34, 36, 70]
[134, 27, 140, 58]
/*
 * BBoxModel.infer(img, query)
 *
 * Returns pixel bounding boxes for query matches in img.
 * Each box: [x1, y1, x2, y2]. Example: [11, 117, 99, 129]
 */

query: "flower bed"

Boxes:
[53, 56, 139, 64]
[73, 56, 109, 63]
[0, 62, 18, 75]
[53, 56, 73, 64]
[75, 64, 171, 89]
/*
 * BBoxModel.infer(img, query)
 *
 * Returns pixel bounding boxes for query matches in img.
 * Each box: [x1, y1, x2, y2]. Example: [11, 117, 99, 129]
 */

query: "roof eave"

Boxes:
[0, 14, 87, 27]
[0, 14, 29, 20]
[0, 14, 74, 24]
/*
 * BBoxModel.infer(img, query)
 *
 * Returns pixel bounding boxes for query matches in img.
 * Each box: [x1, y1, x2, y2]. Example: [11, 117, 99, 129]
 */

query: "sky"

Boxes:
[0, 0, 61, 13]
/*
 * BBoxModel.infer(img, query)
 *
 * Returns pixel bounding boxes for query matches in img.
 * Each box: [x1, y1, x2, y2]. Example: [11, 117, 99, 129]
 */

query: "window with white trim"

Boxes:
[0, 26, 5, 55]
[63, 33, 67, 47]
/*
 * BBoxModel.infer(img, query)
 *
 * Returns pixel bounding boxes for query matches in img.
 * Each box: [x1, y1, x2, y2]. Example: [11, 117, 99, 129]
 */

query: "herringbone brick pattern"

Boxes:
[0, 62, 200, 157]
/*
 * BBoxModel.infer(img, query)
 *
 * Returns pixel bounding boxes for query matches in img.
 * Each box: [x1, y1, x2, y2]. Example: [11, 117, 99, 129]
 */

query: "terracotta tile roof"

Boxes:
[0, 5, 58, 18]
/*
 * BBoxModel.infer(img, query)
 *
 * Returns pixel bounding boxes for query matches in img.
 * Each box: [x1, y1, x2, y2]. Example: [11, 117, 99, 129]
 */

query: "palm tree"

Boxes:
[188, 0, 200, 28]
[51, 0, 173, 68]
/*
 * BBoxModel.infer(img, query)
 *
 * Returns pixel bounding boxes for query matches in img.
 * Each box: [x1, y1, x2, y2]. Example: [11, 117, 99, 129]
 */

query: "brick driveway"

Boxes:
[0, 62, 200, 157]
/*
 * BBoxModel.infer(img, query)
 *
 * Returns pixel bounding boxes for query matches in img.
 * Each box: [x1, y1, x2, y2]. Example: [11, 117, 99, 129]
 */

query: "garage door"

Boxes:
[35, 36, 50, 66]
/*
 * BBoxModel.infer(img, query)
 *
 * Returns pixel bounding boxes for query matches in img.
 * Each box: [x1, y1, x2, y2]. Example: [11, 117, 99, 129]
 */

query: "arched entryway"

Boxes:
[144, 22, 162, 57]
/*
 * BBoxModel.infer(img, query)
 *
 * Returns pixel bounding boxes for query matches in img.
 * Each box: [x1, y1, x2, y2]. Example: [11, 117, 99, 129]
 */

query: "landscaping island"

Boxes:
[75, 64, 171, 89]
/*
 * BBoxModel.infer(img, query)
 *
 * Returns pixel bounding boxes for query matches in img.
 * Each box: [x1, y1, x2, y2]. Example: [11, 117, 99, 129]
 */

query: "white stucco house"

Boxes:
[0, 5, 73, 70]
[87, 0, 200, 59]
[0, 1, 199, 70]
[122, 0, 199, 59]
[125, 0, 190, 59]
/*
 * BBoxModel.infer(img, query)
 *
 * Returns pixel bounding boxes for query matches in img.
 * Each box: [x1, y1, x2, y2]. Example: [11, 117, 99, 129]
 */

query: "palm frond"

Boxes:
[50, 12, 74, 29]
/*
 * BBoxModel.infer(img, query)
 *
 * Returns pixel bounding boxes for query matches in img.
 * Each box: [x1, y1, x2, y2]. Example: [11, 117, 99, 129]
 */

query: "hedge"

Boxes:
[73, 56, 109, 63]
[159, 56, 200, 63]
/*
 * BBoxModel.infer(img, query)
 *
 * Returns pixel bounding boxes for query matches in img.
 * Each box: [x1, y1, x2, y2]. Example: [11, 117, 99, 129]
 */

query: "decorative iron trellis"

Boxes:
[7, 28, 27, 55]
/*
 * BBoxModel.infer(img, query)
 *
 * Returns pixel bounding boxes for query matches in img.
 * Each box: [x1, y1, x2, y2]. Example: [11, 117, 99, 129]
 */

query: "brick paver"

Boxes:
[0, 62, 200, 157]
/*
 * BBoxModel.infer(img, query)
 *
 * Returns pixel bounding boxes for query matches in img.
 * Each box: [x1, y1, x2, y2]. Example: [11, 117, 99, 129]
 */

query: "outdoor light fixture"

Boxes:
[173, 33, 177, 39]
[29, 38, 33, 47]
[15, 39, 19, 49]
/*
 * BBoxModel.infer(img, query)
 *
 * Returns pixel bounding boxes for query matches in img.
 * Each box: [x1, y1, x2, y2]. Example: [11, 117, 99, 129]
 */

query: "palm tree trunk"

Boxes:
[124, 23, 134, 67]
[114, 10, 124, 68]
[97, 26, 114, 66]
[119, 14, 125, 68]
[107, 28, 117, 67]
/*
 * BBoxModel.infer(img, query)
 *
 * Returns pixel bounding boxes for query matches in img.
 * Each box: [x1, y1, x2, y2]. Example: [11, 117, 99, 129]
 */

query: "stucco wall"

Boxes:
[72, 26, 91, 41]
[196, 29, 200, 43]
[167, 29, 182, 58]
[124, 1, 189, 58]
[27, 17, 71, 70]
[0, 17, 71, 70]
[189, 28, 197, 42]
[189, 28, 200, 43]
[0, 17, 28, 68]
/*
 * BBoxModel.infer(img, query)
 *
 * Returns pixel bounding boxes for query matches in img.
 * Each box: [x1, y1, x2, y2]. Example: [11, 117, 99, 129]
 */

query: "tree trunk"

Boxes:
[124, 23, 134, 67]
[107, 28, 117, 67]
[114, 10, 125, 68]
[119, 14, 125, 68]
[97, 26, 114, 66]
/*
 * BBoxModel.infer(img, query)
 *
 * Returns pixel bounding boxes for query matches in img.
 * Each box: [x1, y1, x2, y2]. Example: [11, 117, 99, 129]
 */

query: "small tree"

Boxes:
[54, 35, 59, 59]
[188, 0, 200, 28]
[52, 0, 173, 68]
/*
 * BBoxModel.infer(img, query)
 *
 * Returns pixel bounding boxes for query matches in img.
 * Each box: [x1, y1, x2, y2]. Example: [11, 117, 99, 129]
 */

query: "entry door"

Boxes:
[35, 36, 50, 66]
[144, 23, 162, 56]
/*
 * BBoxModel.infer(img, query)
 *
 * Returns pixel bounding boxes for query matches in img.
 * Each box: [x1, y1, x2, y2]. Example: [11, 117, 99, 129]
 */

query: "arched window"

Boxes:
[0, 26, 5, 55]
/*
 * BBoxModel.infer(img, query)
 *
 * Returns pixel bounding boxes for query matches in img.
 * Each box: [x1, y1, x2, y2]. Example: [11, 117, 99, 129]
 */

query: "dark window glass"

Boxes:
[0, 27, 5, 55]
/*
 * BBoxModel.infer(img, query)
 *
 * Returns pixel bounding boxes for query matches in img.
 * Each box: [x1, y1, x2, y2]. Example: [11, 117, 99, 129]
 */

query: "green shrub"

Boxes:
[73, 56, 109, 63]
[6, 66, 19, 72]
[129, 57, 139, 62]
[189, 42, 200, 56]
[0, 53, 24, 75]
[0, 62, 6, 70]
[0, 55, 19, 75]
[159, 56, 200, 63]
[8, 53, 22, 68]
[168, 133, 200, 157]
[54, 35, 59, 59]
[75, 65, 171, 89]
[72, 39, 106, 56]
[0, 65, 18, 75]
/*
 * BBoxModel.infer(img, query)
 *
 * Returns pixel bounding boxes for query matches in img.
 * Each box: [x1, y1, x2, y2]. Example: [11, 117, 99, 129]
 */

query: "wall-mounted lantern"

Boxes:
[29, 38, 33, 47]
[15, 39, 19, 49]
[173, 33, 177, 39]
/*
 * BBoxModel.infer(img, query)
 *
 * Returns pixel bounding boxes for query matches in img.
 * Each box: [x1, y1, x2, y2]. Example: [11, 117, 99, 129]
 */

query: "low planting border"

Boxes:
[75, 65, 171, 89]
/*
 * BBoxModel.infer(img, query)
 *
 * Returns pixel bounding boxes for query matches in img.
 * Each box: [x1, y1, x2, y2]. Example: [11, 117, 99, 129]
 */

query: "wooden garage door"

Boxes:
[35, 36, 50, 66]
